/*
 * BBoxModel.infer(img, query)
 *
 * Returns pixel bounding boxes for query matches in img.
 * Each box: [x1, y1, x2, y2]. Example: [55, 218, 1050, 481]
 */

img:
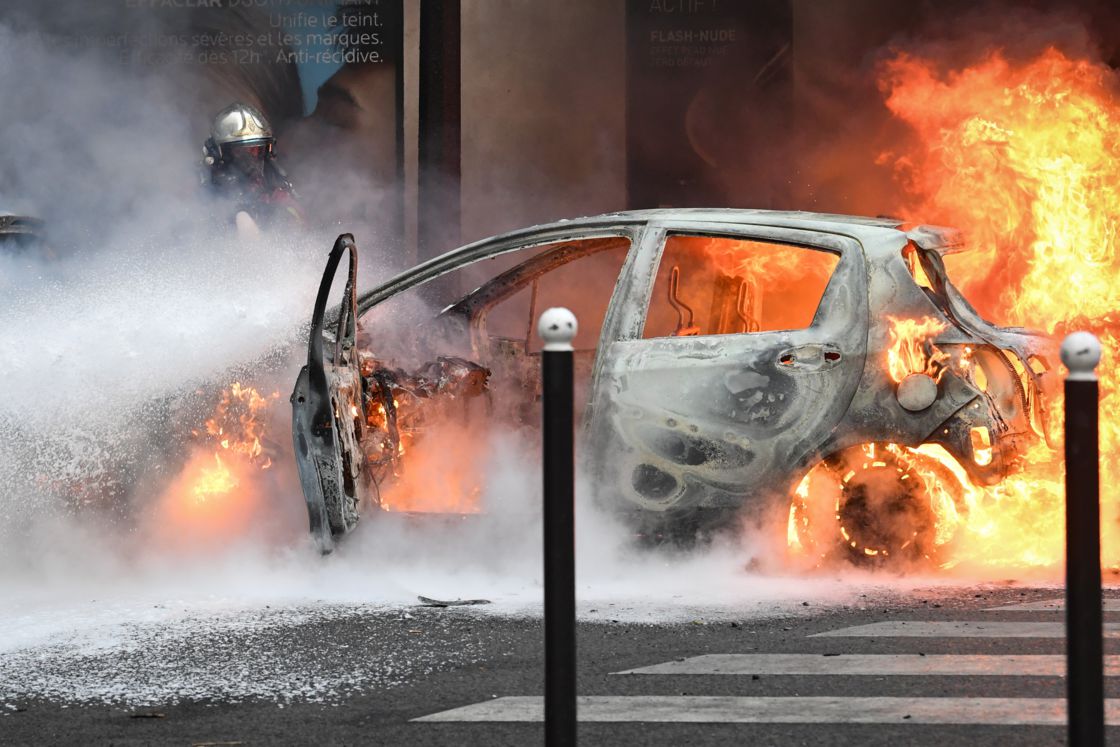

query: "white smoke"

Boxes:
[0, 7, 941, 711]
[0, 14, 355, 544]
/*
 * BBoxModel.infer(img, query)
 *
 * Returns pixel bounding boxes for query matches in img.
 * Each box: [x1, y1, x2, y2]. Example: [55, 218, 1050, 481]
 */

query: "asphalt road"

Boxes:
[3, 585, 1116, 746]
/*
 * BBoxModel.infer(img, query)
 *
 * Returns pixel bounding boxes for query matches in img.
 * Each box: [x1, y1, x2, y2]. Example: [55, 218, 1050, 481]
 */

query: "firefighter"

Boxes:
[201, 102, 303, 231]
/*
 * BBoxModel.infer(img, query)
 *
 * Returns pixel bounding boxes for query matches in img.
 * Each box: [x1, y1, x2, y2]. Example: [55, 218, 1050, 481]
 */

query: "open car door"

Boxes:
[290, 234, 370, 553]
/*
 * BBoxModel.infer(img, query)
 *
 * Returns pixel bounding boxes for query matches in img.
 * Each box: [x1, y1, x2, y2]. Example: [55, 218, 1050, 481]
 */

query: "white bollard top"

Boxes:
[1060, 331, 1102, 381]
[538, 307, 578, 351]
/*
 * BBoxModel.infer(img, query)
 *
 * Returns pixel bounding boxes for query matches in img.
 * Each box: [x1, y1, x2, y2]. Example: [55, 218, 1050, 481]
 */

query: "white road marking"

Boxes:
[414, 695, 1120, 724]
[419, 598, 1120, 727]
[812, 621, 1120, 638]
[614, 653, 1120, 676]
[987, 598, 1120, 611]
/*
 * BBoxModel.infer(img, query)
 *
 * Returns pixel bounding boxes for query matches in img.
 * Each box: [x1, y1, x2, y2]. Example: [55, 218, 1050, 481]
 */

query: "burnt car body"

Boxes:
[291, 210, 1057, 559]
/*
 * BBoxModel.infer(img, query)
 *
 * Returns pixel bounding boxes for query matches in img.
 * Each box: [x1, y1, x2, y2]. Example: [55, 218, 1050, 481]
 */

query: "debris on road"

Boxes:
[417, 596, 492, 608]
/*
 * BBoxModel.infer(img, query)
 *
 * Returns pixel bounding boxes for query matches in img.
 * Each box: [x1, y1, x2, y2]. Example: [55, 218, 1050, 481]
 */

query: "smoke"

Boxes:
[0, 25, 194, 248]
[0, 8, 369, 553]
[0, 7, 864, 631]
[881, 3, 1103, 66]
[4, 8, 1073, 708]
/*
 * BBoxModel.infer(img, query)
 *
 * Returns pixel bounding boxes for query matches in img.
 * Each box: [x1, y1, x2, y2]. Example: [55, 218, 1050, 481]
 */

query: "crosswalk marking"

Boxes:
[414, 597, 1120, 727]
[614, 653, 1120, 677]
[812, 621, 1120, 638]
[986, 598, 1120, 612]
[413, 695, 1120, 724]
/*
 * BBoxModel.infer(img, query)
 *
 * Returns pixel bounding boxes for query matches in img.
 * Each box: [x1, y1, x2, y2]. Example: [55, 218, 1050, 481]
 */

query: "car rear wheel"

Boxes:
[788, 443, 968, 567]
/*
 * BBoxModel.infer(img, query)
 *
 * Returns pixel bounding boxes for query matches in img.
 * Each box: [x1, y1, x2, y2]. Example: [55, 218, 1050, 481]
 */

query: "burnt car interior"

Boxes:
[356, 236, 631, 487]
[643, 235, 840, 339]
[292, 232, 633, 548]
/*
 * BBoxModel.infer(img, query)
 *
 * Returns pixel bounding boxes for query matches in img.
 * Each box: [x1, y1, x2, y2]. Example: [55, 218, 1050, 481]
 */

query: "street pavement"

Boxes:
[2, 585, 1117, 745]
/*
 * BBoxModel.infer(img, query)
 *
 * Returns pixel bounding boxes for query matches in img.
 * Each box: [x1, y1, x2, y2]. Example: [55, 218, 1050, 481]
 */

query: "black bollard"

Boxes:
[1062, 331, 1104, 746]
[538, 308, 578, 747]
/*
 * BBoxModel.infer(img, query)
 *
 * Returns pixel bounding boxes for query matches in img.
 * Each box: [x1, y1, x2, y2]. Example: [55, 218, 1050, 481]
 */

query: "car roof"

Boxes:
[356, 209, 956, 313]
[455, 208, 959, 256]
[478, 209, 905, 240]
[591, 207, 906, 228]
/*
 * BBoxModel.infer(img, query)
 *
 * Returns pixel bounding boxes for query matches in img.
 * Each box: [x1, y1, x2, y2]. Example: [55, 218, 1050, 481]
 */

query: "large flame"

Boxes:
[155, 383, 280, 543]
[191, 453, 239, 502]
[885, 316, 950, 383]
[199, 381, 279, 469]
[872, 46, 1120, 571]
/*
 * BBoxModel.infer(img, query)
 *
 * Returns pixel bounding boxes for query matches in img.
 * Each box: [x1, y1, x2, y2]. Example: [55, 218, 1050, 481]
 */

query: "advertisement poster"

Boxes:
[626, 0, 793, 209]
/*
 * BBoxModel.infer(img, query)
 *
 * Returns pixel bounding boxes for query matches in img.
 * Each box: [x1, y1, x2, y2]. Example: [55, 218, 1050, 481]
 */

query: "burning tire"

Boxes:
[788, 443, 968, 567]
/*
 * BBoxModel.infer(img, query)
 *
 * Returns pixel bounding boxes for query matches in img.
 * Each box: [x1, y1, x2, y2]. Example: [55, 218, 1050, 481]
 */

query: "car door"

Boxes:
[585, 220, 869, 525]
[292, 225, 645, 551]
[291, 234, 367, 553]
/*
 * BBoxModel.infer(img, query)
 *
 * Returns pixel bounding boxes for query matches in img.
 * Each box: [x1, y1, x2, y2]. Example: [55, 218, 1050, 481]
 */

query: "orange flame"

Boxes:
[191, 453, 239, 503]
[873, 46, 1120, 571]
[885, 316, 950, 383]
[199, 382, 280, 469]
[880, 48, 1120, 328]
[377, 422, 485, 514]
[155, 383, 280, 544]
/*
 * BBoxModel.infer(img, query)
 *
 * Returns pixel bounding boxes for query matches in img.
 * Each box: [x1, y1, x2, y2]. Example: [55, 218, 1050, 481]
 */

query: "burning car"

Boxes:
[291, 210, 1058, 562]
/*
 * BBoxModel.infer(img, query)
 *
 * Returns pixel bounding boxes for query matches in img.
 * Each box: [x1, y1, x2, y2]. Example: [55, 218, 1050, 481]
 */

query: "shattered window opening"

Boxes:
[352, 235, 632, 513]
[643, 234, 840, 339]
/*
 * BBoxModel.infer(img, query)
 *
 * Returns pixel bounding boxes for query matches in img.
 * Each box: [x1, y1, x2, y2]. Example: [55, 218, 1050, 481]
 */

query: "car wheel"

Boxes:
[788, 442, 968, 567]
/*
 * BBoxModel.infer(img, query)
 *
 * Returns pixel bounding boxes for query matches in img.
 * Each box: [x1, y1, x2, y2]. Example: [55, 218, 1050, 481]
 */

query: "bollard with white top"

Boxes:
[538, 308, 577, 746]
[1061, 331, 1103, 747]
[540, 307, 578, 352]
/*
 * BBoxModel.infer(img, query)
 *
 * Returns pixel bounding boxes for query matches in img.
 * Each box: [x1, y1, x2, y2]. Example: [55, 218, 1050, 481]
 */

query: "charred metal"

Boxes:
[291, 210, 1057, 561]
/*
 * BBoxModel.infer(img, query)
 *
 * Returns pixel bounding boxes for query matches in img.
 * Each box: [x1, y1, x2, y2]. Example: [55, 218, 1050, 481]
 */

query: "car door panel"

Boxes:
[290, 234, 368, 553]
[586, 222, 869, 519]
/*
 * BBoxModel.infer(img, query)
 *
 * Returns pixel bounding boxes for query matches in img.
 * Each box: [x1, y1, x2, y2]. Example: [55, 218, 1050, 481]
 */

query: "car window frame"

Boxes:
[354, 222, 647, 318]
[608, 220, 862, 344]
[443, 235, 635, 352]
[351, 223, 654, 374]
[640, 231, 843, 340]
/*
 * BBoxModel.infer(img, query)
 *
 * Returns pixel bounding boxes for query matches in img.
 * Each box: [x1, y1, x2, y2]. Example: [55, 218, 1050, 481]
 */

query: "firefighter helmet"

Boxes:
[209, 102, 274, 158]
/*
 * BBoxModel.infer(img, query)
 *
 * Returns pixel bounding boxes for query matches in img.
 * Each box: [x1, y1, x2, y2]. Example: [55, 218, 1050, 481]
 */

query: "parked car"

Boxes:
[291, 210, 1058, 561]
[0, 213, 48, 254]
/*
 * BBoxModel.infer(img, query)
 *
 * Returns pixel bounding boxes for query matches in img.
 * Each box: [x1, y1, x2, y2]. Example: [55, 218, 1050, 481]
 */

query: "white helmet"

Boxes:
[207, 102, 274, 160]
[211, 102, 272, 145]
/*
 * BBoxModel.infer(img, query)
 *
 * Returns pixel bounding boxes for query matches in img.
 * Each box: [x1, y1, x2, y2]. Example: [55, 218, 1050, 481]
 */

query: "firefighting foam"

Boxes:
[4, 4, 1120, 611]
[0, 233, 326, 552]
